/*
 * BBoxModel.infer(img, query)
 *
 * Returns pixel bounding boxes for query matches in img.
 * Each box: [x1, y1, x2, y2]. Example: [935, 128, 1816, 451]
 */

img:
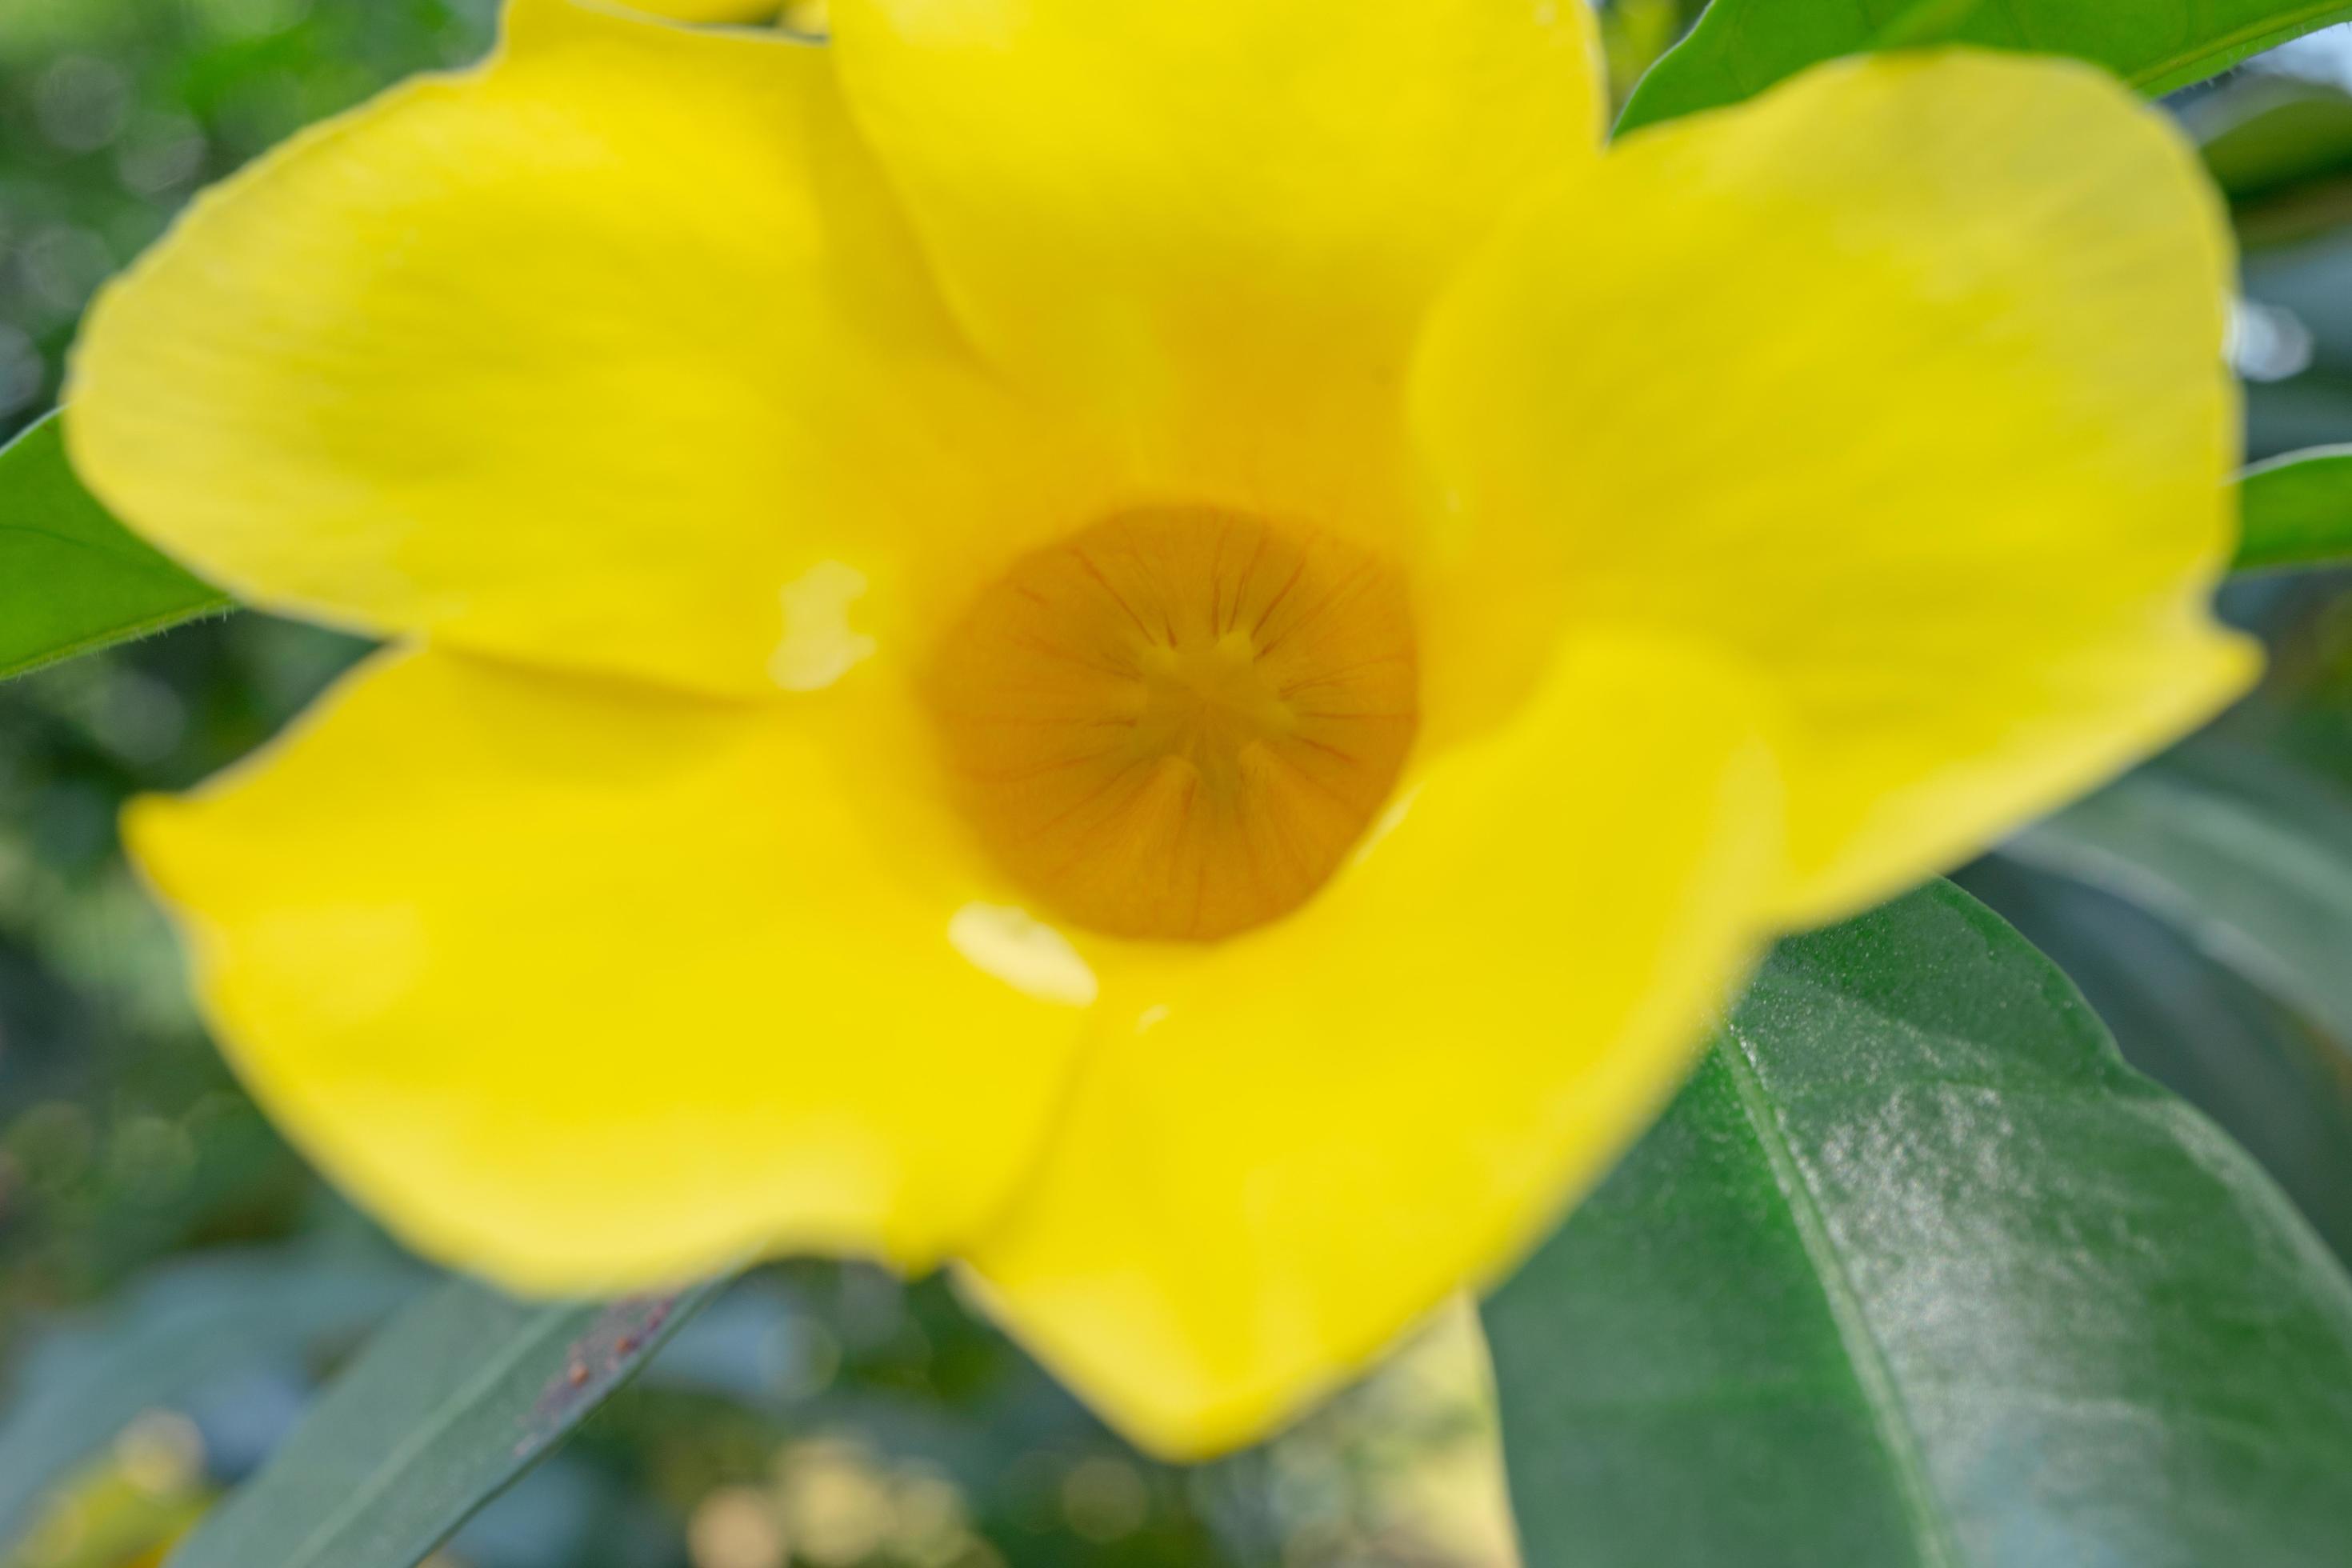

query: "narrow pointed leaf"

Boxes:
[1618, 0, 2352, 135]
[165, 1275, 725, 1568]
[2234, 446, 2352, 572]
[1486, 882, 2352, 1568]
[0, 410, 230, 681]
[0, 1251, 421, 1556]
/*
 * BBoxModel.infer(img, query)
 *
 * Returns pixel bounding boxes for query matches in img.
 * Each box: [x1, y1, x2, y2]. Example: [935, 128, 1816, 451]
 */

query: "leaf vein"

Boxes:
[1716, 1027, 1967, 1568]
[270, 1309, 574, 1568]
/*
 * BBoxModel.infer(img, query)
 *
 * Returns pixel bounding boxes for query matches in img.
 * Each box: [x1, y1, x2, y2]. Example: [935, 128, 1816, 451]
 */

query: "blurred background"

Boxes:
[2, 3, 2350, 1566]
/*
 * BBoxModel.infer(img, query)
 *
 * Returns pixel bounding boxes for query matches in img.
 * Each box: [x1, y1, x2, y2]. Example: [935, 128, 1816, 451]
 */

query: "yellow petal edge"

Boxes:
[127, 650, 1090, 1291]
[1417, 50, 2257, 925]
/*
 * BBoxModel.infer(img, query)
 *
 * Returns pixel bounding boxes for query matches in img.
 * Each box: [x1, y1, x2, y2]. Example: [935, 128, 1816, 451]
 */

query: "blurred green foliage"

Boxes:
[0, 0, 497, 437]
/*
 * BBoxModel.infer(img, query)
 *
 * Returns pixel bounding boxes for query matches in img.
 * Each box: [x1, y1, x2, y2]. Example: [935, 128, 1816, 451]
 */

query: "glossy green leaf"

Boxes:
[2234, 445, 2352, 572]
[1962, 854, 2352, 1263]
[0, 410, 230, 681]
[0, 1251, 420, 1556]
[1486, 882, 2352, 1568]
[166, 1276, 725, 1568]
[1618, 0, 2352, 134]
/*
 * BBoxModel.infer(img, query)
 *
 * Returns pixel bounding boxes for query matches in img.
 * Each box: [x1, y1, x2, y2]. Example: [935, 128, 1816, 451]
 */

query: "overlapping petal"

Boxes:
[129, 652, 1090, 1290]
[1416, 51, 2256, 922]
[828, 0, 1606, 533]
[966, 634, 1782, 1457]
[68, 0, 1094, 694]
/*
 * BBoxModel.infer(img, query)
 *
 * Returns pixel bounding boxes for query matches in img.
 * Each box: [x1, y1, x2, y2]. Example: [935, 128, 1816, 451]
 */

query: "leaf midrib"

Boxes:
[1715, 1025, 1966, 1568]
[265, 1308, 574, 1568]
[2127, 2, 2352, 90]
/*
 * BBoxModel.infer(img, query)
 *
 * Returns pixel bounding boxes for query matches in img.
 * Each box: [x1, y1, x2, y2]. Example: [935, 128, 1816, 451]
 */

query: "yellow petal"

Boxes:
[964, 632, 1782, 1458]
[126, 651, 1090, 1292]
[1415, 51, 2257, 924]
[622, 0, 781, 19]
[69, 0, 1071, 694]
[828, 0, 1605, 530]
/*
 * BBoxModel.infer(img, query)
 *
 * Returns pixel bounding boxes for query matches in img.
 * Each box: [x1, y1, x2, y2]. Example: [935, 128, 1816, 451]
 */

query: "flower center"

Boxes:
[930, 507, 1418, 942]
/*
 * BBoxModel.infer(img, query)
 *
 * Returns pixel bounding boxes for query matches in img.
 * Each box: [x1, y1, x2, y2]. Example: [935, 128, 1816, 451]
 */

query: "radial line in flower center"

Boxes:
[929, 507, 1419, 942]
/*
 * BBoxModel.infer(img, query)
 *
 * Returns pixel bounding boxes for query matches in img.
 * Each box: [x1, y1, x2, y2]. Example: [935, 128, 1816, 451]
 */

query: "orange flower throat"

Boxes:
[930, 508, 1419, 942]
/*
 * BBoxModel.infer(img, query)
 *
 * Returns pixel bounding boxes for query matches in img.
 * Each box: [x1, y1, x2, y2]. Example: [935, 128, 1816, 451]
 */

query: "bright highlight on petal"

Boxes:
[771, 562, 878, 692]
[929, 509, 1417, 942]
[948, 904, 1101, 1008]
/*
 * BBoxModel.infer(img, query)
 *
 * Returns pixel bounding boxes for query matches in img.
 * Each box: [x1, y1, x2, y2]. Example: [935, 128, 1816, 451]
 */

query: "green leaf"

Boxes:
[1485, 882, 2352, 1568]
[2193, 77, 2352, 203]
[2234, 445, 2352, 572]
[2005, 747, 2352, 1054]
[0, 1250, 421, 1556]
[1617, 0, 2352, 134]
[0, 409, 231, 681]
[1961, 854, 2352, 1263]
[166, 1275, 726, 1568]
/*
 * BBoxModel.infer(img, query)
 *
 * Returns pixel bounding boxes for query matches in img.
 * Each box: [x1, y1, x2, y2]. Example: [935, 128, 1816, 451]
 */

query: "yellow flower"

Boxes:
[65, 0, 2252, 1457]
